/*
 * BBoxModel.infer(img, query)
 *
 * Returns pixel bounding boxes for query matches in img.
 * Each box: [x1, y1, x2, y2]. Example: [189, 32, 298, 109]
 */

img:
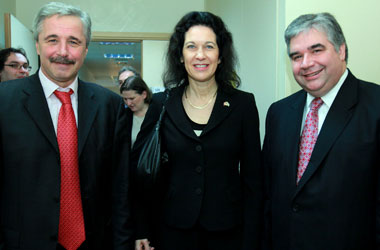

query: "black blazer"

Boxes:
[132, 85, 263, 249]
[125, 107, 133, 146]
[262, 70, 380, 250]
[0, 74, 133, 250]
[125, 93, 159, 149]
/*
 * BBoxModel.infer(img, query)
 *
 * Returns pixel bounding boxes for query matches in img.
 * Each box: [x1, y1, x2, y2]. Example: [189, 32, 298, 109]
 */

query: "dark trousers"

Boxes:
[153, 222, 242, 250]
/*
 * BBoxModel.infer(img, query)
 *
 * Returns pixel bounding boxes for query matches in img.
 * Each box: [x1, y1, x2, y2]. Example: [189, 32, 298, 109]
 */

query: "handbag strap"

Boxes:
[154, 89, 170, 130]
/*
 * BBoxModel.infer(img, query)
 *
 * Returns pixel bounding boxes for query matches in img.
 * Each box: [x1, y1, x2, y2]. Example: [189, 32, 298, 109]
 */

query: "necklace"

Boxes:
[185, 86, 217, 110]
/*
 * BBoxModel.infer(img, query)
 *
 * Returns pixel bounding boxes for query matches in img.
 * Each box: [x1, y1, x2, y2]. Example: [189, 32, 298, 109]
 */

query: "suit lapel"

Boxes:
[165, 86, 236, 140]
[285, 92, 307, 186]
[77, 80, 99, 157]
[165, 86, 200, 141]
[294, 71, 358, 196]
[23, 74, 59, 153]
[201, 88, 234, 136]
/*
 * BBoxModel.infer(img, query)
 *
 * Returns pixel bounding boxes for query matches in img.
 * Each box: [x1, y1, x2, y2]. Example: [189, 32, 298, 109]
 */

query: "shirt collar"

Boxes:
[305, 69, 348, 109]
[39, 68, 79, 98]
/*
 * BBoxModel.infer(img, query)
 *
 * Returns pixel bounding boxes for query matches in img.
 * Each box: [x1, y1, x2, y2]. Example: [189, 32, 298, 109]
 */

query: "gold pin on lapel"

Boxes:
[223, 101, 230, 107]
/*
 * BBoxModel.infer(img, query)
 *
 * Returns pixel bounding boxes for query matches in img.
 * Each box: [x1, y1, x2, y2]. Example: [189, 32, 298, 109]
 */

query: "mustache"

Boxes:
[49, 56, 75, 64]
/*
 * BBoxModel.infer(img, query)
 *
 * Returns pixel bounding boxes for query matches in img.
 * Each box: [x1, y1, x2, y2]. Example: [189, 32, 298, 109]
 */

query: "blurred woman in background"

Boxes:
[120, 75, 152, 147]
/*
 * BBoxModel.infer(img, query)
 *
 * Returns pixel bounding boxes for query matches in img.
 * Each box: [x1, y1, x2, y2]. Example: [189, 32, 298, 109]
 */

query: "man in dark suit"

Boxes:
[0, 2, 132, 250]
[263, 13, 380, 249]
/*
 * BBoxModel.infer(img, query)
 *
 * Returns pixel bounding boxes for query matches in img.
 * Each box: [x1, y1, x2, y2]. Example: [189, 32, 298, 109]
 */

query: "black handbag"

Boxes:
[136, 90, 170, 189]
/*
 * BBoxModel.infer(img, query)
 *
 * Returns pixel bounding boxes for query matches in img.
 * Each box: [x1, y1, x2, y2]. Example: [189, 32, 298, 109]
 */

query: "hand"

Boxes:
[135, 238, 154, 250]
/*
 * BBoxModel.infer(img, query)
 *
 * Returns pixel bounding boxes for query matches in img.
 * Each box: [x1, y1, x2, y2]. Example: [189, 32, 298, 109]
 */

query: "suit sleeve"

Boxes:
[261, 104, 274, 250]
[377, 130, 380, 247]
[0, 84, 4, 249]
[112, 97, 134, 250]
[0, 130, 3, 249]
[240, 93, 263, 250]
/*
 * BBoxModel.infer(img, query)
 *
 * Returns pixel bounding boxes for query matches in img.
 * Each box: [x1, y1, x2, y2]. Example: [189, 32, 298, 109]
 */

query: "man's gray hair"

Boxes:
[284, 12, 348, 62]
[118, 66, 141, 79]
[33, 2, 92, 47]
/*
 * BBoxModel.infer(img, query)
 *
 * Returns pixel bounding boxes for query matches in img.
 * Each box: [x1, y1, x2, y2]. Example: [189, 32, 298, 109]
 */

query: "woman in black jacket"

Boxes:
[132, 11, 263, 250]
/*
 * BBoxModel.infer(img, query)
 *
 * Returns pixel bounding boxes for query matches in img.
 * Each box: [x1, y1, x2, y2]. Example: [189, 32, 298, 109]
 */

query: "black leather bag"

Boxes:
[136, 91, 169, 188]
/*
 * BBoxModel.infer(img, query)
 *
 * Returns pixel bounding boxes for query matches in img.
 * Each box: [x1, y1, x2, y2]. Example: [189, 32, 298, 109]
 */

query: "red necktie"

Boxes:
[297, 97, 323, 184]
[55, 90, 85, 250]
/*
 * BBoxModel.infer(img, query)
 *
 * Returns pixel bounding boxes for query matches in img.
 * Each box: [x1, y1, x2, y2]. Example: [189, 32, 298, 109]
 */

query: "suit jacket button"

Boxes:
[195, 188, 202, 195]
[293, 204, 299, 212]
[195, 166, 202, 173]
[195, 145, 202, 152]
[53, 197, 59, 203]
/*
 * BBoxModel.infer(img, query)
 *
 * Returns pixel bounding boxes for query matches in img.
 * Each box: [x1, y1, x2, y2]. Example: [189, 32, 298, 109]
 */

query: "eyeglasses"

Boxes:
[4, 63, 32, 72]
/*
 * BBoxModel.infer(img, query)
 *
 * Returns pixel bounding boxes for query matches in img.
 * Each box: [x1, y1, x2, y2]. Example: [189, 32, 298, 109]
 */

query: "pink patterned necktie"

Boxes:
[297, 97, 323, 184]
[54, 90, 85, 250]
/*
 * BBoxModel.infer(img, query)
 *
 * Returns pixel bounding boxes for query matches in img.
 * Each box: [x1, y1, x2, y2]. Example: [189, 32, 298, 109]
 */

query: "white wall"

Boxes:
[142, 40, 168, 88]
[14, 0, 204, 87]
[284, 0, 380, 96]
[10, 14, 38, 75]
[206, 0, 280, 142]
[15, 0, 204, 33]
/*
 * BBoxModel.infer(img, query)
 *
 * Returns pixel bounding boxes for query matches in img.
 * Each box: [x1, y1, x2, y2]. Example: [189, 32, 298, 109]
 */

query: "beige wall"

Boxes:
[284, 0, 380, 96]
[206, 0, 281, 142]
[0, 0, 16, 48]
[206, 0, 380, 140]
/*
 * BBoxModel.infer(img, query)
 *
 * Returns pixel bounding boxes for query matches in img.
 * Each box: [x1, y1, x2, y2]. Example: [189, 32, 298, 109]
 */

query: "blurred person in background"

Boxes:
[118, 65, 141, 87]
[120, 75, 152, 147]
[0, 47, 31, 82]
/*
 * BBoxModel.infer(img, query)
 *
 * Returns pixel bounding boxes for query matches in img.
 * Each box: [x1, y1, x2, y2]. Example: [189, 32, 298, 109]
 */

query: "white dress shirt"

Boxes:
[300, 69, 348, 134]
[39, 69, 79, 134]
